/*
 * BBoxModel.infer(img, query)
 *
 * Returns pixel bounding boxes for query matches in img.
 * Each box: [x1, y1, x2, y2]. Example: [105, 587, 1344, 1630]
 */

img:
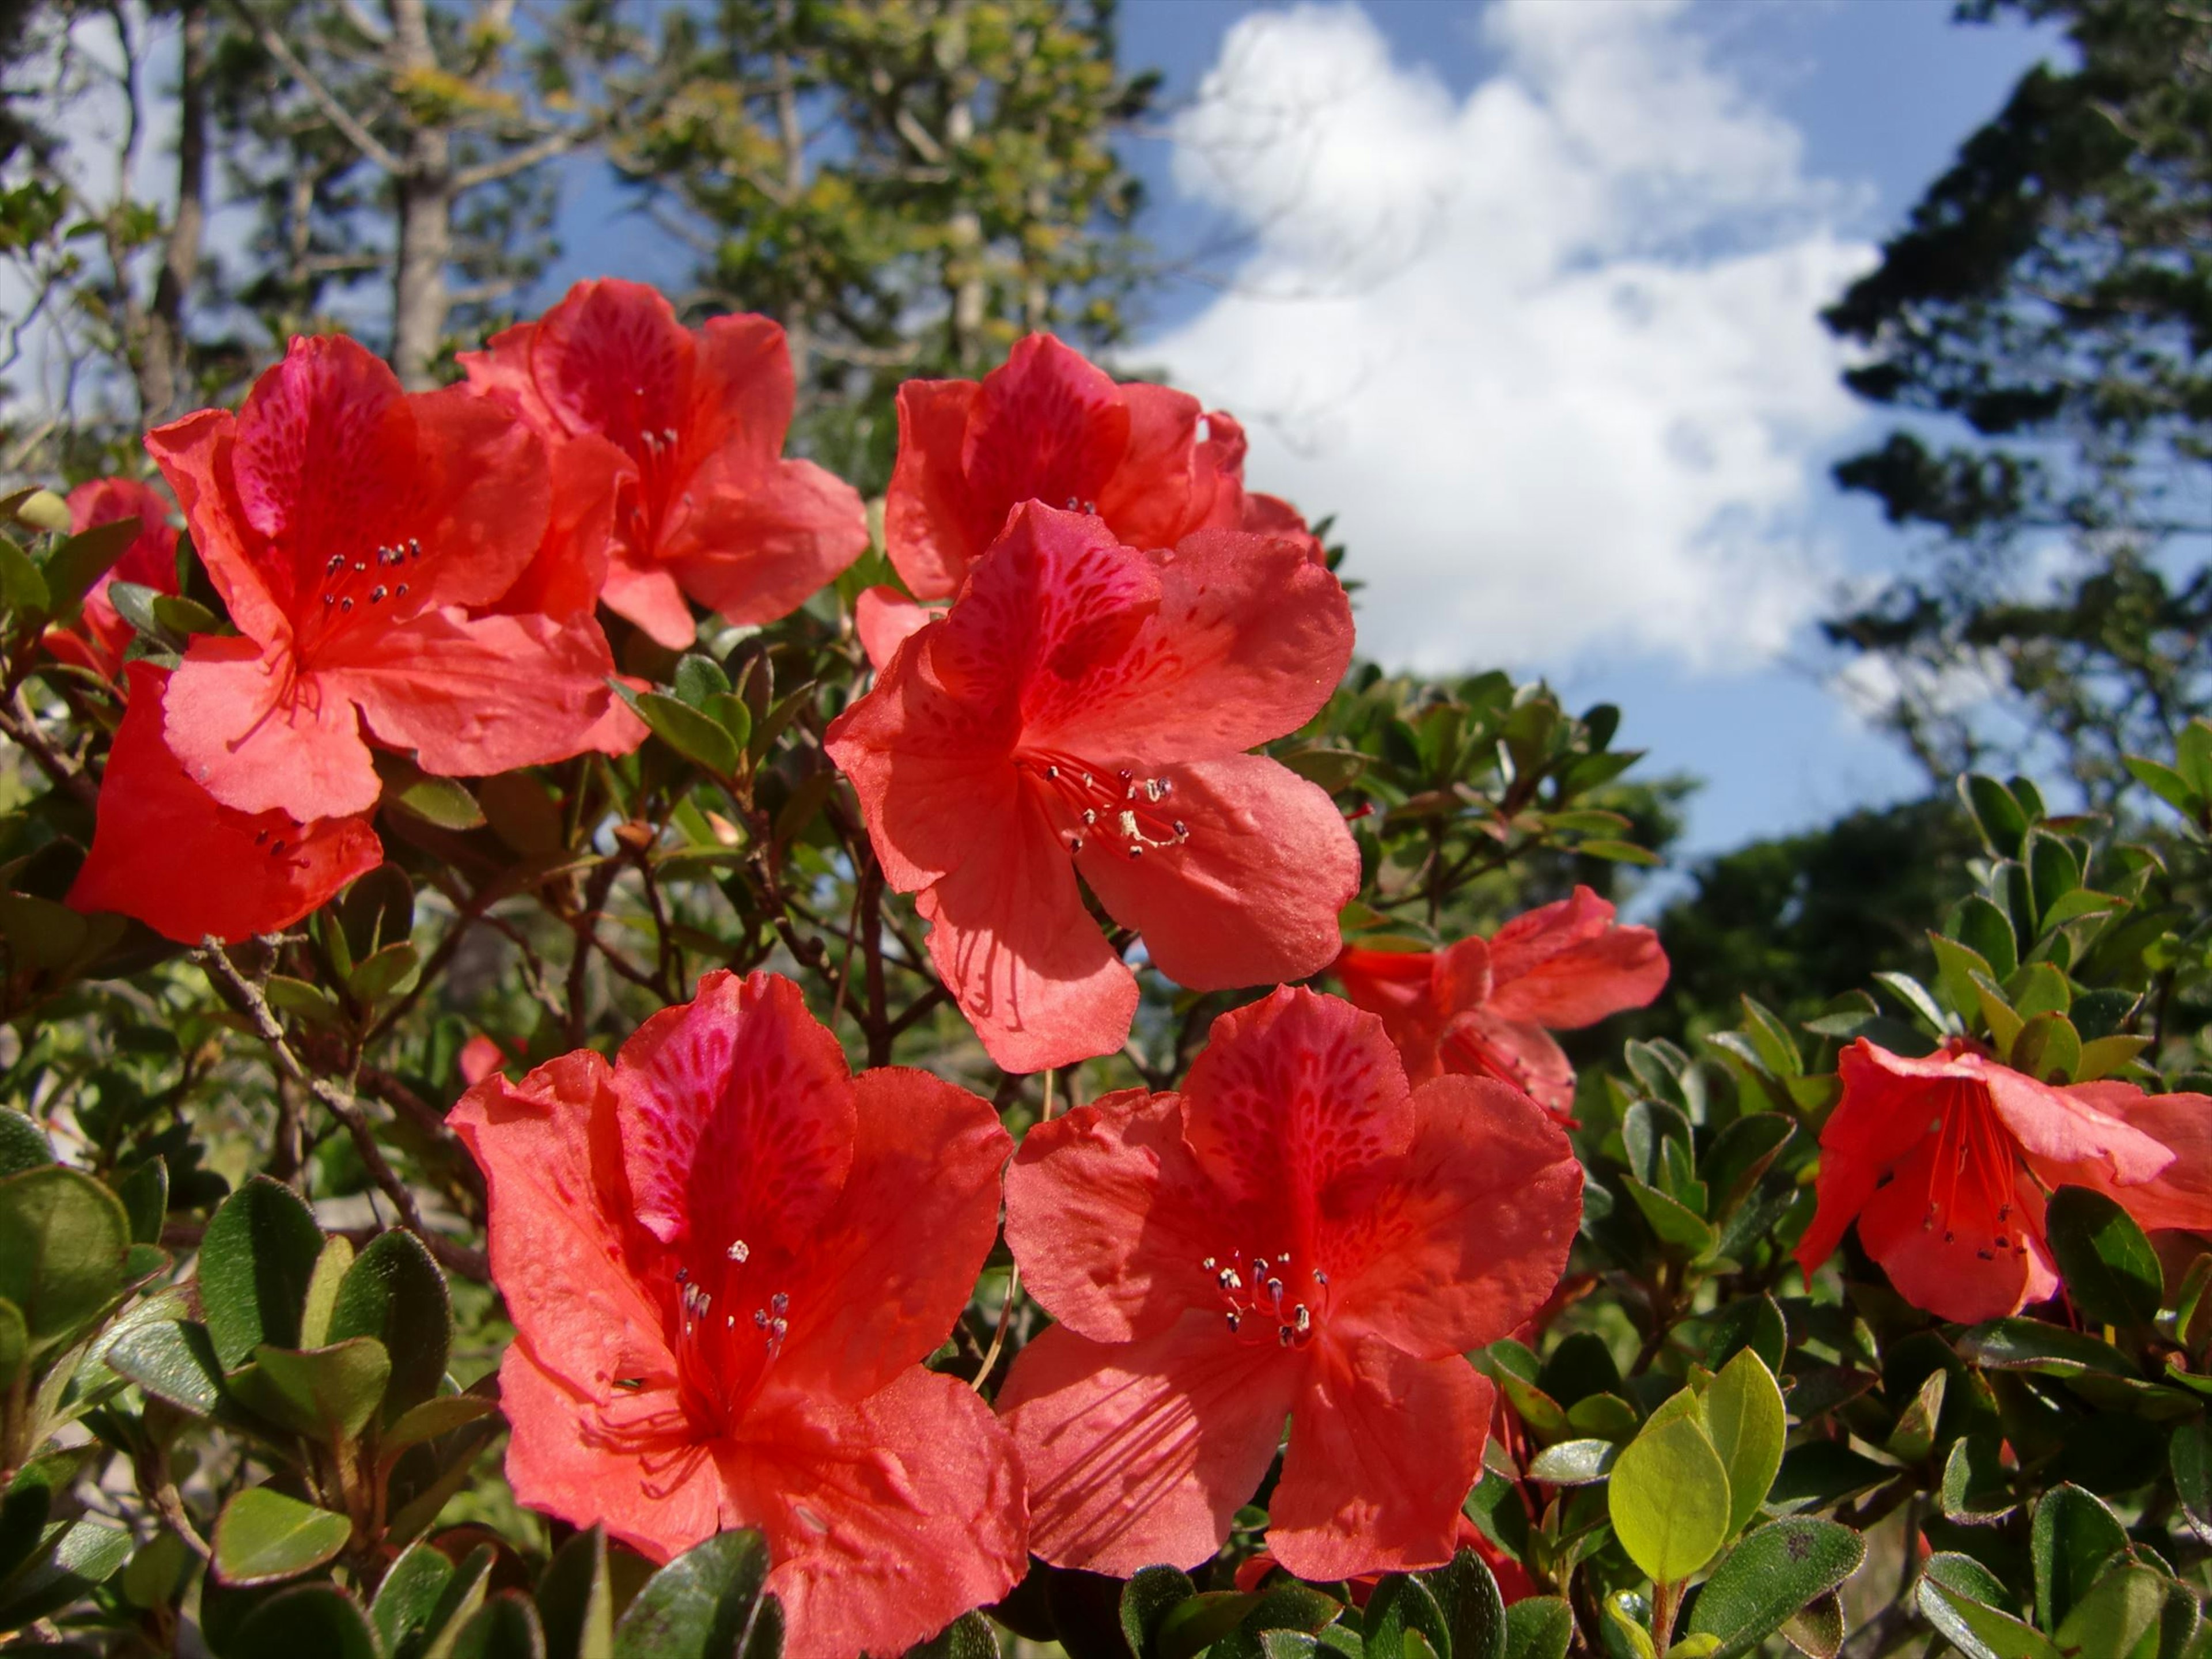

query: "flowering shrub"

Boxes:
[0, 304, 2207, 1659]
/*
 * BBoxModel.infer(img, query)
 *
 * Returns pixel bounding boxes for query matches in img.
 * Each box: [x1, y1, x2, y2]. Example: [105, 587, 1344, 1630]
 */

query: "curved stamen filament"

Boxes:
[1018, 749, 1190, 859]
[1200, 1248, 1329, 1349]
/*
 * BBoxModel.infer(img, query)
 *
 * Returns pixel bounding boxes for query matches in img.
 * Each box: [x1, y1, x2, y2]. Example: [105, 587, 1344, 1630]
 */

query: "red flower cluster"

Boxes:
[65, 293, 861, 944]
[43, 478, 181, 679]
[1797, 1038, 2212, 1321]
[1335, 888, 1669, 1120]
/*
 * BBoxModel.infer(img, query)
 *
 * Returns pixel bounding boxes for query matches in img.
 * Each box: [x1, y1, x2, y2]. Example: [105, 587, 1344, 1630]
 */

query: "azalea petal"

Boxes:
[936, 501, 1160, 694]
[776, 1066, 1010, 1397]
[601, 548, 698, 649]
[667, 456, 868, 626]
[688, 311, 795, 480]
[732, 1370, 1027, 1659]
[1078, 754, 1360, 992]
[486, 431, 623, 619]
[1433, 935, 1494, 1018]
[916, 790, 1138, 1073]
[1334, 946, 1448, 1082]
[67, 479, 180, 658]
[1796, 1041, 1968, 1281]
[144, 409, 287, 645]
[448, 1051, 671, 1401]
[1977, 1058, 2175, 1184]
[1094, 381, 1207, 548]
[998, 1313, 1301, 1577]
[958, 334, 1128, 550]
[403, 382, 552, 611]
[854, 586, 936, 672]
[1032, 528, 1354, 764]
[885, 377, 984, 600]
[69, 661, 381, 944]
[1324, 1077, 1581, 1358]
[508, 279, 695, 457]
[322, 607, 616, 778]
[1267, 1340, 1491, 1582]
[498, 1345, 722, 1566]
[165, 634, 382, 820]
[1854, 1131, 2057, 1321]
[1180, 987, 1414, 1210]
[2039, 1086, 2212, 1233]
[1483, 888, 1669, 1027]
[1006, 1088, 1234, 1343]
[611, 969, 856, 1252]
[1437, 1012, 1577, 1118]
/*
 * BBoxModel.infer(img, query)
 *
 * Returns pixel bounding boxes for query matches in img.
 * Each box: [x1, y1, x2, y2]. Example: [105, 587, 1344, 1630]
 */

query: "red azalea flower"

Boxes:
[67, 661, 381, 943]
[823, 501, 1359, 1073]
[147, 335, 621, 822]
[884, 332, 1315, 603]
[997, 987, 1582, 1581]
[462, 278, 868, 648]
[448, 970, 1024, 1659]
[1234, 1517, 1534, 1606]
[1794, 1039, 2212, 1322]
[43, 478, 181, 679]
[1335, 888, 1668, 1120]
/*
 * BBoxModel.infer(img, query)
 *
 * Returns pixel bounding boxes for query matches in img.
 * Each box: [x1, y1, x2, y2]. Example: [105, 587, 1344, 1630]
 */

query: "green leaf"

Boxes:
[1956, 1320, 2136, 1378]
[229, 1583, 382, 1659]
[1779, 1593, 1846, 1659]
[2075, 1034, 2149, 1082]
[198, 1176, 325, 1368]
[120, 1528, 192, 1610]
[1938, 1434, 2015, 1526]
[0, 1301, 22, 1392]
[1604, 1593, 1658, 1659]
[392, 774, 487, 831]
[113, 1157, 167, 1245]
[40, 518, 142, 621]
[2177, 718, 2212, 796]
[2123, 755, 2196, 816]
[2051, 1567, 2168, 1659]
[1609, 1412, 1734, 1582]
[1577, 839, 1661, 866]
[1928, 933, 1995, 1023]
[212, 1487, 353, 1586]
[0, 1164, 130, 1350]
[1365, 1575, 1452, 1659]
[350, 941, 422, 1003]
[1623, 1177, 1715, 1253]
[373, 1538, 457, 1659]
[0, 1519, 131, 1631]
[625, 688, 740, 777]
[1960, 774, 2029, 858]
[1123, 1565, 1199, 1659]
[382, 1393, 499, 1460]
[1418, 1549, 1506, 1659]
[905, 1611, 999, 1659]
[2172, 1420, 2212, 1543]
[1738, 998, 1802, 1078]
[1953, 896, 2020, 982]
[612, 1529, 780, 1659]
[2010, 1012, 2081, 1083]
[2030, 1484, 2128, 1633]
[1698, 1296, 1787, 1376]
[1918, 1557, 2060, 1659]
[2044, 1187, 2161, 1327]
[104, 1317, 225, 1416]
[0, 1111, 51, 1177]
[1872, 971, 1948, 1033]
[1683, 1521, 1866, 1659]
[2024, 831, 2082, 918]
[0, 893, 89, 973]
[1528, 1438, 1618, 1484]
[2009, 961, 2071, 1020]
[537, 1525, 614, 1659]
[672, 654, 731, 707]
[0, 535, 50, 613]
[1881, 1369, 1946, 1464]
[228, 1338, 392, 1441]
[299, 1234, 354, 1350]
[1161, 1593, 1266, 1659]
[1702, 1350, 1785, 1537]
[1503, 1598, 1574, 1659]
[327, 1227, 450, 1420]
[448, 1593, 548, 1659]
[419, 1544, 497, 1659]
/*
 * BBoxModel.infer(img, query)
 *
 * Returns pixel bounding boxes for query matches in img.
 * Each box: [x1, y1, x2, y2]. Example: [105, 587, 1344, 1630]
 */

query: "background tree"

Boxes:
[628, 0, 1156, 488]
[1822, 0, 2212, 808]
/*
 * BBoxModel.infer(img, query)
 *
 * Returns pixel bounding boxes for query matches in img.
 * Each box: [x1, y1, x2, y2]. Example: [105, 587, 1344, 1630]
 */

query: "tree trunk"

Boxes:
[141, 0, 207, 422]
[388, 0, 450, 390]
[772, 0, 812, 416]
[942, 1, 983, 371]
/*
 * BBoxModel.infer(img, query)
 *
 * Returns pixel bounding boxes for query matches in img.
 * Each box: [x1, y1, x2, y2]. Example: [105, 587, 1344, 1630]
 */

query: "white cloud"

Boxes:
[1141, 0, 1876, 674]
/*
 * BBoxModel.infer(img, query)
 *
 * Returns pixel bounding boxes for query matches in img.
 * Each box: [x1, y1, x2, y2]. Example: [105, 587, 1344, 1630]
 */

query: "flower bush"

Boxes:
[0, 302, 2207, 1659]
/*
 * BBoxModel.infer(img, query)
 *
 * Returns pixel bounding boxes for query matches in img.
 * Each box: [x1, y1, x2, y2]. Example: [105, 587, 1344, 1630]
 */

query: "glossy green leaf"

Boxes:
[112, 1157, 167, 1245]
[229, 1583, 382, 1659]
[228, 1338, 391, 1441]
[2031, 1484, 2128, 1633]
[1702, 1350, 1785, 1536]
[299, 1234, 354, 1350]
[1160, 1592, 1266, 1659]
[0, 1301, 22, 1392]
[103, 1317, 225, 1415]
[198, 1176, 325, 1368]
[448, 1593, 548, 1659]
[2051, 1566, 2168, 1659]
[2044, 1187, 2161, 1327]
[1418, 1549, 1505, 1659]
[1502, 1598, 1573, 1659]
[612, 1529, 780, 1659]
[672, 654, 731, 706]
[0, 1519, 131, 1631]
[211, 1487, 353, 1586]
[1918, 1556, 2055, 1659]
[1779, 1593, 1846, 1659]
[537, 1525, 615, 1659]
[1122, 1564, 1199, 1659]
[1528, 1438, 1618, 1484]
[382, 1393, 499, 1460]
[1956, 1320, 2135, 1378]
[327, 1226, 451, 1419]
[2172, 1420, 2212, 1543]
[419, 1544, 497, 1659]
[119, 1528, 191, 1610]
[1609, 1412, 1733, 1582]
[1684, 1521, 1865, 1659]
[1938, 1434, 2015, 1527]
[1623, 1177, 1715, 1253]
[373, 1538, 459, 1659]
[1961, 775, 2029, 858]
[0, 534, 50, 613]
[0, 1164, 130, 1350]
[0, 1111, 51, 1177]
[1365, 1575, 1452, 1659]
[392, 773, 487, 830]
[626, 688, 740, 777]
[2010, 1012, 2081, 1084]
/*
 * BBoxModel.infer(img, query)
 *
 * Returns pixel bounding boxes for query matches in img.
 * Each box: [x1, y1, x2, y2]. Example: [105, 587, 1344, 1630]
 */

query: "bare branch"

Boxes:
[225, 0, 405, 174]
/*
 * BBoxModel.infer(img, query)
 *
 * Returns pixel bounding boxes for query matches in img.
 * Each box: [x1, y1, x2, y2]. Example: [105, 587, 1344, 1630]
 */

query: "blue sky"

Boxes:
[543, 0, 2063, 859]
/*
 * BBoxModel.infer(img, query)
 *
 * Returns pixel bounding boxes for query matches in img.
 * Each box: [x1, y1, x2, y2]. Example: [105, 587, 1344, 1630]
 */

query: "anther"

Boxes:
[770, 1291, 789, 1314]
[1202, 1257, 1216, 1270]
[1278, 1326, 1294, 1347]
[1294, 1305, 1311, 1334]
[339, 597, 353, 612]
[728, 1240, 750, 1263]
[370, 586, 387, 603]
[1225, 1310, 1241, 1334]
